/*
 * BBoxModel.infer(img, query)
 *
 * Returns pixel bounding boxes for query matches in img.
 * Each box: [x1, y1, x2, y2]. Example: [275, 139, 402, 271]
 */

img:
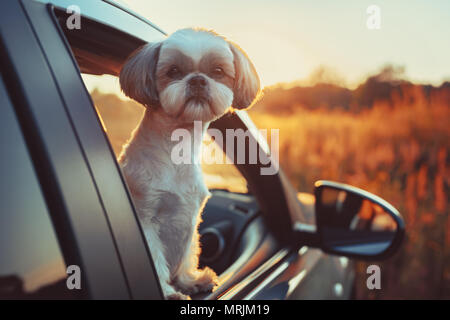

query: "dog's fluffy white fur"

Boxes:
[118, 28, 260, 299]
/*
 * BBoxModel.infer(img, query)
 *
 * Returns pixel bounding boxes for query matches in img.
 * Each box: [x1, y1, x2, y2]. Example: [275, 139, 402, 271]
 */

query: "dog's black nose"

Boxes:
[188, 75, 207, 88]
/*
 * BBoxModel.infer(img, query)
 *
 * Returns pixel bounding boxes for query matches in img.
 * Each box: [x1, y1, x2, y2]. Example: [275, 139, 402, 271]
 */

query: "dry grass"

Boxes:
[249, 85, 449, 299]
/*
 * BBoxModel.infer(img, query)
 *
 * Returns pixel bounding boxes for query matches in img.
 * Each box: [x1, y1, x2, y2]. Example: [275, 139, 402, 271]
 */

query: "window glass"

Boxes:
[0, 77, 69, 299]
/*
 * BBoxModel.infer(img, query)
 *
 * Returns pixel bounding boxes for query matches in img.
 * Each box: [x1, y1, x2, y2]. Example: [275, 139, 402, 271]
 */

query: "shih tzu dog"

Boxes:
[118, 28, 260, 299]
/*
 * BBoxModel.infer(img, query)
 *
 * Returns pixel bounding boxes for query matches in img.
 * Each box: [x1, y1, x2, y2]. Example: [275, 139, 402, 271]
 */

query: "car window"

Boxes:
[53, 9, 248, 194]
[0, 75, 71, 299]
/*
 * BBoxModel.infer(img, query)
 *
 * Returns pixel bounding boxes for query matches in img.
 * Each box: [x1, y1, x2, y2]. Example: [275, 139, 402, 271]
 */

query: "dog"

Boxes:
[118, 28, 260, 299]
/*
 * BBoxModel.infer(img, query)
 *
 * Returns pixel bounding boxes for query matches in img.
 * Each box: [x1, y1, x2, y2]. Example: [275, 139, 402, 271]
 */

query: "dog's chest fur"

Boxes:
[119, 112, 210, 274]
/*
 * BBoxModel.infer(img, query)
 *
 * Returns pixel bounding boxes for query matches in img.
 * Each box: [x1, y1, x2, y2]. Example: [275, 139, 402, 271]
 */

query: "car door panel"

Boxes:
[19, 0, 163, 300]
[0, 0, 130, 299]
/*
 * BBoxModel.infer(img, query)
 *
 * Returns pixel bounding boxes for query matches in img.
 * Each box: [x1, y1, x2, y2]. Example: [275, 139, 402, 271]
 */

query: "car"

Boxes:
[0, 0, 404, 300]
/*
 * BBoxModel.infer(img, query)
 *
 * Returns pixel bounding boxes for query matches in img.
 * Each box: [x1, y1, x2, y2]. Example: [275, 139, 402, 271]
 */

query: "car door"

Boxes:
[0, 0, 160, 299]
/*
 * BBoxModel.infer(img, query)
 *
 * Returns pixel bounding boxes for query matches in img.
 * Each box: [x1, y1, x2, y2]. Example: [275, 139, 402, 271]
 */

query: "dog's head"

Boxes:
[120, 28, 261, 123]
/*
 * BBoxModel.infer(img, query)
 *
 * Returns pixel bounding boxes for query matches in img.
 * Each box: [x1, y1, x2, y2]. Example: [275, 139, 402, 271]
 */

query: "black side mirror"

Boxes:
[313, 180, 405, 260]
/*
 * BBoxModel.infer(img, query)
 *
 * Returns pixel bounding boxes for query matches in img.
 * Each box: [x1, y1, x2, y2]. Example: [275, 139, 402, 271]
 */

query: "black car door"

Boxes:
[0, 0, 160, 299]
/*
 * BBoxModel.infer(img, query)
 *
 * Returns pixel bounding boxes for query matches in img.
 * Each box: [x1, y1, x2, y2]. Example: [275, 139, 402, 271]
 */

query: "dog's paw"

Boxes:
[182, 267, 218, 295]
[167, 292, 191, 300]
[196, 267, 218, 293]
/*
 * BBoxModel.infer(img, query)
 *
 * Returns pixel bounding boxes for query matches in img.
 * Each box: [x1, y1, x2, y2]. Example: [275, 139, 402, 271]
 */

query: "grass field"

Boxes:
[249, 84, 449, 299]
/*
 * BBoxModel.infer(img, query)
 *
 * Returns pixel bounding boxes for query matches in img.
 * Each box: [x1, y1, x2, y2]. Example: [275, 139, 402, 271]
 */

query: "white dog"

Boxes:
[118, 28, 260, 299]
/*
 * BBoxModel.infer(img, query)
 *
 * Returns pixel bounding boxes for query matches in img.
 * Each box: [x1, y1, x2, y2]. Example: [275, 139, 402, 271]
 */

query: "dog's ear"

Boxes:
[120, 42, 162, 108]
[228, 41, 261, 110]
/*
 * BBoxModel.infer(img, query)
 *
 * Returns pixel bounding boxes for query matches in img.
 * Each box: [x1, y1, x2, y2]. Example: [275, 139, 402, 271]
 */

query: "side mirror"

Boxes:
[312, 180, 404, 260]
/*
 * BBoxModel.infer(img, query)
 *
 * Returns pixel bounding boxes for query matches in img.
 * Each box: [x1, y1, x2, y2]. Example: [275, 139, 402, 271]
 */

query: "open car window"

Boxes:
[54, 7, 310, 228]
[53, 7, 249, 195]
[50, 6, 249, 194]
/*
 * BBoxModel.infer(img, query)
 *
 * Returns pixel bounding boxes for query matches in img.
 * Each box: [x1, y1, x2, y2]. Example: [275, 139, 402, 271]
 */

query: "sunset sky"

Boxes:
[117, 0, 450, 88]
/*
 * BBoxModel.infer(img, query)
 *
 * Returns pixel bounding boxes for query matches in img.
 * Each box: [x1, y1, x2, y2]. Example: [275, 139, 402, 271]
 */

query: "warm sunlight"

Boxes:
[119, 0, 450, 88]
[4, 0, 446, 302]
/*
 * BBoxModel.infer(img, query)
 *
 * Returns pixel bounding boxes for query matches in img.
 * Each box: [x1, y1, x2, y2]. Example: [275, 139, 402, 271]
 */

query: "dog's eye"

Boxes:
[167, 65, 181, 78]
[211, 66, 224, 78]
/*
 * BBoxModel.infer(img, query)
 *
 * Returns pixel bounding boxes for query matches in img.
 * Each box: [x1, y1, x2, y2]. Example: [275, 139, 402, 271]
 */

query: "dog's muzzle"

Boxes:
[186, 75, 209, 102]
